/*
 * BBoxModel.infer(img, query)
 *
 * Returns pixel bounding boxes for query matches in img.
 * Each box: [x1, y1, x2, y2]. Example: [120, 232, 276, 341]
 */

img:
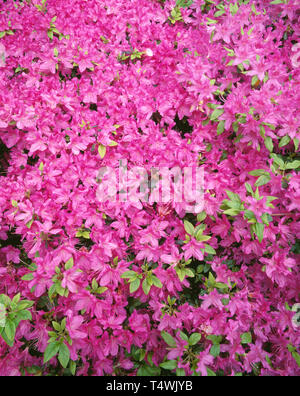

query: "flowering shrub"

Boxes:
[0, 0, 299, 376]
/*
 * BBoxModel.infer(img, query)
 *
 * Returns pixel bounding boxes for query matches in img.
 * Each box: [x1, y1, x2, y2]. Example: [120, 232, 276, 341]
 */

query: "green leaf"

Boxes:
[65, 257, 74, 270]
[179, 331, 189, 342]
[278, 135, 291, 148]
[70, 360, 76, 376]
[210, 344, 220, 357]
[129, 278, 140, 293]
[197, 234, 211, 242]
[286, 160, 300, 170]
[21, 273, 34, 281]
[255, 174, 271, 187]
[211, 108, 224, 121]
[152, 276, 162, 288]
[264, 137, 273, 152]
[0, 329, 14, 347]
[206, 367, 217, 376]
[253, 223, 265, 243]
[11, 200, 18, 208]
[204, 244, 216, 255]
[142, 278, 151, 295]
[226, 190, 241, 203]
[245, 183, 254, 195]
[189, 333, 201, 346]
[241, 332, 252, 344]
[0, 304, 6, 328]
[184, 268, 195, 278]
[5, 319, 16, 341]
[197, 211, 207, 222]
[16, 310, 32, 321]
[98, 144, 106, 159]
[48, 284, 57, 300]
[270, 154, 285, 169]
[217, 120, 225, 135]
[161, 331, 177, 348]
[121, 270, 137, 279]
[44, 341, 60, 363]
[58, 343, 70, 368]
[184, 220, 195, 236]
[176, 368, 186, 376]
[249, 169, 269, 177]
[52, 321, 61, 332]
[292, 351, 300, 368]
[160, 360, 177, 370]
[137, 364, 161, 376]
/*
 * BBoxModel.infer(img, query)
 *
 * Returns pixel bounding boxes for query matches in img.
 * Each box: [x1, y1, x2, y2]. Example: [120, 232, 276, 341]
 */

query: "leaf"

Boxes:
[210, 344, 220, 357]
[286, 160, 300, 170]
[70, 360, 76, 376]
[176, 368, 186, 376]
[206, 367, 217, 376]
[226, 190, 241, 203]
[197, 211, 207, 222]
[184, 220, 195, 236]
[176, 268, 185, 282]
[58, 343, 70, 368]
[16, 310, 32, 321]
[184, 268, 195, 278]
[48, 284, 57, 300]
[255, 174, 271, 187]
[160, 360, 177, 370]
[278, 135, 291, 148]
[142, 278, 151, 295]
[204, 244, 216, 255]
[270, 154, 285, 169]
[98, 144, 106, 159]
[52, 321, 61, 332]
[161, 331, 177, 348]
[21, 273, 34, 281]
[197, 234, 211, 242]
[217, 120, 225, 135]
[152, 276, 162, 288]
[264, 137, 273, 152]
[129, 278, 140, 293]
[179, 331, 189, 342]
[44, 341, 60, 363]
[0, 329, 14, 347]
[292, 351, 300, 368]
[65, 257, 74, 270]
[249, 169, 269, 177]
[211, 108, 224, 121]
[0, 304, 6, 328]
[189, 333, 201, 346]
[241, 332, 252, 344]
[137, 364, 161, 376]
[5, 319, 16, 341]
[245, 183, 254, 195]
[11, 200, 18, 208]
[253, 223, 265, 243]
[121, 270, 137, 279]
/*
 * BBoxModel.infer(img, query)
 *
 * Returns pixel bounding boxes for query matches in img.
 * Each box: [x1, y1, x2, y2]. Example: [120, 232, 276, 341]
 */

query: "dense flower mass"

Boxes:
[0, 0, 299, 376]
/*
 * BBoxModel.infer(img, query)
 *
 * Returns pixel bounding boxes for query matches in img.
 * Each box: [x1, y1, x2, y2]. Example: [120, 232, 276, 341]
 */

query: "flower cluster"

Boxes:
[0, 0, 299, 376]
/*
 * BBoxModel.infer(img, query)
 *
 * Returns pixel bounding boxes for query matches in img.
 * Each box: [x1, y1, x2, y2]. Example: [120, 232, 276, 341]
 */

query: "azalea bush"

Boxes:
[0, 0, 299, 376]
